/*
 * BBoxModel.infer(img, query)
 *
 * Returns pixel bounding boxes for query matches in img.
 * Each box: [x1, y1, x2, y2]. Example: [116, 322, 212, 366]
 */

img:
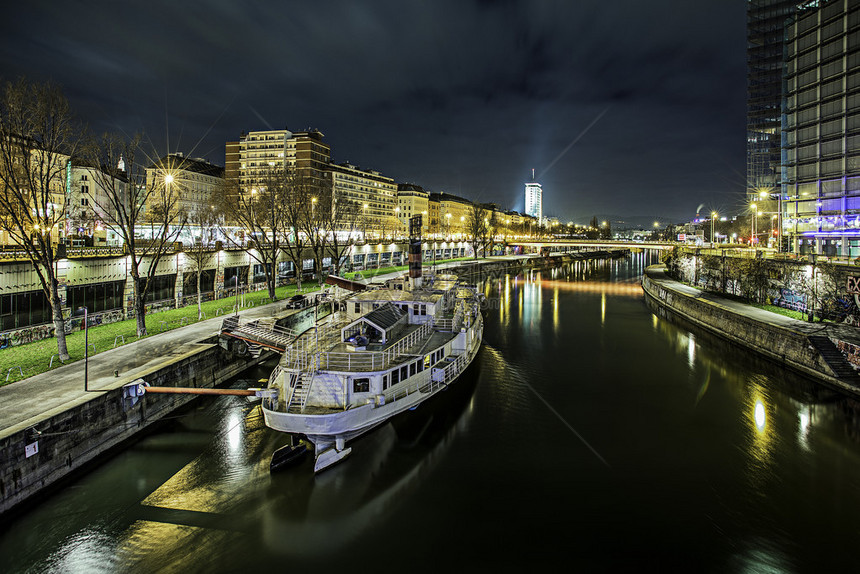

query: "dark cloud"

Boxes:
[0, 0, 747, 222]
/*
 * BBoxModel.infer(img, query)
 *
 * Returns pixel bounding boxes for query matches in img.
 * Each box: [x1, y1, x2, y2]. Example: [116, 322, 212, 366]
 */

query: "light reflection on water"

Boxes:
[5, 251, 860, 571]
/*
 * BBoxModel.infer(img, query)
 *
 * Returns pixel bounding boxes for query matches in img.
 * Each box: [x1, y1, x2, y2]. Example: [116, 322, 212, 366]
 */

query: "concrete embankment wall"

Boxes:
[641, 269, 859, 395]
[0, 341, 267, 516]
[0, 302, 321, 515]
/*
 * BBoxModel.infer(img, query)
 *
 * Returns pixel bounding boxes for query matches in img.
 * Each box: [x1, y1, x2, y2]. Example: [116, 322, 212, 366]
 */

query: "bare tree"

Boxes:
[184, 207, 219, 319]
[213, 173, 281, 301]
[0, 79, 82, 360]
[83, 133, 187, 336]
[466, 202, 489, 259]
[326, 195, 362, 276]
[278, 170, 312, 291]
[302, 177, 332, 286]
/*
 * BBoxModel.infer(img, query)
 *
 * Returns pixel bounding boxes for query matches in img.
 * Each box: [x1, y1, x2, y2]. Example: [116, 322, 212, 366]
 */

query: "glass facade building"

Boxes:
[748, 0, 801, 200]
[782, 0, 860, 256]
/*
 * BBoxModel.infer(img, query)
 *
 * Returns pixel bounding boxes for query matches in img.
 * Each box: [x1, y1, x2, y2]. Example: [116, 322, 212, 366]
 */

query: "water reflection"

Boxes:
[260, 360, 480, 557]
[10, 252, 860, 571]
[745, 380, 775, 487]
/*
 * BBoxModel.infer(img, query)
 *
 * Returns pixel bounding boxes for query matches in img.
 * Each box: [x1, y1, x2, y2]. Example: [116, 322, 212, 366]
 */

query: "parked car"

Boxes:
[287, 294, 306, 309]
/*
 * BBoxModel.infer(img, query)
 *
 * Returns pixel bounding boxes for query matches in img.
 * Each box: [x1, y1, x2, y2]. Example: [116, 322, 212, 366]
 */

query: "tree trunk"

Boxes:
[197, 272, 203, 320]
[133, 276, 147, 336]
[267, 273, 276, 301]
[49, 279, 70, 361]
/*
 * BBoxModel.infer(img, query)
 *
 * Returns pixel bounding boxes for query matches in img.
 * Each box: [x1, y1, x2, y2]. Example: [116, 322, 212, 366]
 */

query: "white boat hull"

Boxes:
[262, 321, 482, 469]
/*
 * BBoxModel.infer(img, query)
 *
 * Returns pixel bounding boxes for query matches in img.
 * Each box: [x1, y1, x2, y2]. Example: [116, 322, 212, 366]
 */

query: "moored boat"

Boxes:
[261, 267, 483, 472]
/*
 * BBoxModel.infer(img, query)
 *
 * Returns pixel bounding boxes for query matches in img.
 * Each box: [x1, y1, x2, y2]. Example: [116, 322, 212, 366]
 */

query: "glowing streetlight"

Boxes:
[711, 211, 718, 245]
[164, 174, 174, 185]
[750, 203, 758, 247]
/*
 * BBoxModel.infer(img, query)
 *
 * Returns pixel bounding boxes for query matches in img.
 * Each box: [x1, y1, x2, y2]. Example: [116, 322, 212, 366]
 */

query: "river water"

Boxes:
[3, 251, 860, 572]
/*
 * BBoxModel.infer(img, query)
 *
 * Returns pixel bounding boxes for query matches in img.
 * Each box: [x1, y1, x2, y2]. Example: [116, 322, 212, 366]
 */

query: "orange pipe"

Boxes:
[144, 386, 258, 396]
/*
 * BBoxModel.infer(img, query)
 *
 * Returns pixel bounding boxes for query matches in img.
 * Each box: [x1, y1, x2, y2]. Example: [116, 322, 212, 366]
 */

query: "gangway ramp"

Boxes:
[220, 315, 296, 353]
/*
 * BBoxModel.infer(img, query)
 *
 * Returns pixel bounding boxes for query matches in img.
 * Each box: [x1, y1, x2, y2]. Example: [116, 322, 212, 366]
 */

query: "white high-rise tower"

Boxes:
[524, 169, 542, 221]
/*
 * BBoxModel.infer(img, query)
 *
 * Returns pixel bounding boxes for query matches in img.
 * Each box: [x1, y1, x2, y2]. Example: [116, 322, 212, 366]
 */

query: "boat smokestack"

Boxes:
[409, 215, 422, 289]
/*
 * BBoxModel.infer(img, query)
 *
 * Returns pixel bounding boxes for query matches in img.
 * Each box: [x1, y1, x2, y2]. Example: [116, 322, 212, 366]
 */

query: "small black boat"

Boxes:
[270, 443, 308, 472]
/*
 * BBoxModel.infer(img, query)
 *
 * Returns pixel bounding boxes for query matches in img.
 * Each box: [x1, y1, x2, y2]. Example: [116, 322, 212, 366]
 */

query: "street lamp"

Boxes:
[362, 203, 368, 241]
[711, 211, 718, 246]
[750, 203, 757, 247]
[445, 212, 451, 239]
[394, 206, 400, 239]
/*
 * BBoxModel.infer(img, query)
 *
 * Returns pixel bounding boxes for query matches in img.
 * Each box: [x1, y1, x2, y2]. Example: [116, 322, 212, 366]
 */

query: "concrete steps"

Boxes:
[808, 336, 860, 386]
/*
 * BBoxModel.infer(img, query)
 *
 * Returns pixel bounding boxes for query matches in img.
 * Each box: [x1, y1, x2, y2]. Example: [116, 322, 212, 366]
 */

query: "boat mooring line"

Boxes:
[521, 380, 610, 468]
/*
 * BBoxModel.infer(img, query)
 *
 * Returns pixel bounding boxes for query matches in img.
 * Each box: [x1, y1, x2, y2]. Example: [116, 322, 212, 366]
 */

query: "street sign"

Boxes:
[677, 233, 687, 241]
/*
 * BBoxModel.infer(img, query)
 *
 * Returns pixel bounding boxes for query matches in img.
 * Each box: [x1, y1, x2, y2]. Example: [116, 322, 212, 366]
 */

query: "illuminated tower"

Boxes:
[524, 169, 542, 221]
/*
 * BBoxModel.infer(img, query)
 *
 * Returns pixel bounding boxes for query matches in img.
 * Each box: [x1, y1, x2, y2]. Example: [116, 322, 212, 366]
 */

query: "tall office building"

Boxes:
[747, 0, 801, 199]
[782, 0, 860, 256]
[524, 173, 542, 222]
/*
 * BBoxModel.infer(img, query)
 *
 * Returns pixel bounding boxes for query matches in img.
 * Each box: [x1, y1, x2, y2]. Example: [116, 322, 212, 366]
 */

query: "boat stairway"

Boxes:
[287, 372, 315, 413]
[222, 324, 294, 353]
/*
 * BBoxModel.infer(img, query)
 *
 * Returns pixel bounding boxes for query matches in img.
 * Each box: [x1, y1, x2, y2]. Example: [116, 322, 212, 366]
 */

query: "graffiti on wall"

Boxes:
[772, 288, 807, 313]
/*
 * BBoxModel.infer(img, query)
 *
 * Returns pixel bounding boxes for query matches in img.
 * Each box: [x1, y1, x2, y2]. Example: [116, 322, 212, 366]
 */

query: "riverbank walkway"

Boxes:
[645, 265, 860, 390]
[0, 256, 526, 437]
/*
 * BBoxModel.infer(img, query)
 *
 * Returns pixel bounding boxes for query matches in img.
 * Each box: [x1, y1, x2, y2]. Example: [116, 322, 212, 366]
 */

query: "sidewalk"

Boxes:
[645, 265, 860, 348]
[0, 296, 311, 436]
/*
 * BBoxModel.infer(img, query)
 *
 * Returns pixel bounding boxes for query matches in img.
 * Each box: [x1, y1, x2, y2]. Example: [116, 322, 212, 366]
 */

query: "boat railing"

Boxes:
[434, 317, 454, 332]
[379, 352, 469, 404]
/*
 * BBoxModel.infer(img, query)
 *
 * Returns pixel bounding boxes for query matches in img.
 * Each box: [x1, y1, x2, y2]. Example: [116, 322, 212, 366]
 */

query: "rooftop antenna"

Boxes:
[532, 168, 535, 181]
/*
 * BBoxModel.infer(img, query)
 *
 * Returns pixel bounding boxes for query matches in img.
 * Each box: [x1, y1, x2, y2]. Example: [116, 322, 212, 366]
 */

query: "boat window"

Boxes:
[382, 374, 389, 390]
[400, 365, 408, 380]
[417, 360, 423, 372]
[354, 302, 360, 314]
[410, 362, 416, 376]
[392, 369, 400, 385]
[352, 378, 370, 393]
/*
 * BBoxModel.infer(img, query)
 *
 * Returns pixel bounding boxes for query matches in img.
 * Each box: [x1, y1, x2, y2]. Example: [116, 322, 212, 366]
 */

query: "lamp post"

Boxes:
[362, 203, 368, 241]
[751, 203, 757, 247]
[233, 276, 242, 316]
[711, 211, 718, 246]
[394, 206, 400, 239]
[77, 306, 89, 391]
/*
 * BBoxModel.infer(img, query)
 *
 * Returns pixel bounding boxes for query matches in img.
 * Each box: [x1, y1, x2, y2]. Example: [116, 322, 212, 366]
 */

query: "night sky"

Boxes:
[0, 1, 747, 225]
